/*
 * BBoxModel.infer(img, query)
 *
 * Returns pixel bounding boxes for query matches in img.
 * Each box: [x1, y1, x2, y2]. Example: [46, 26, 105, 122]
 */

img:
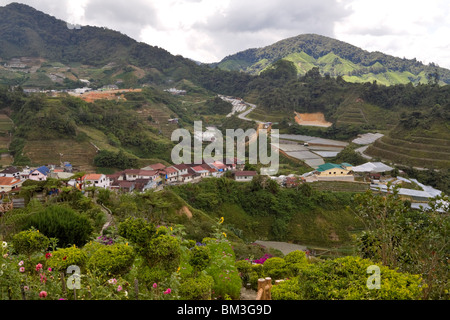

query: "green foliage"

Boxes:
[262, 257, 287, 280]
[203, 238, 242, 300]
[278, 256, 423, 300]
[10, 229, 50, 258]
[178, 274, 214, 300]
[86, 243, 135, 277]
[189, 245, 211, 274]
[23, 205, 94, 248]
[94, 150, 138, 170]
[353, 188, 449, 300]
[46, 246, 87, 272]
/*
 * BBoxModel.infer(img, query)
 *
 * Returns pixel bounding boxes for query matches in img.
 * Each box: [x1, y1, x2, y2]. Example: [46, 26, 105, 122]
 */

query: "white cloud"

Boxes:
[1, 0, 449, 68]
[334, 0, 450, 68]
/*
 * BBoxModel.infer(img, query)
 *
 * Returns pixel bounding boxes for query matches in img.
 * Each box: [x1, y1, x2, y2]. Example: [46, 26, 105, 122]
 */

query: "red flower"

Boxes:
[39, 291, 48, 298]
[63, 256, 67, 261]
[45, 252, 52, 259]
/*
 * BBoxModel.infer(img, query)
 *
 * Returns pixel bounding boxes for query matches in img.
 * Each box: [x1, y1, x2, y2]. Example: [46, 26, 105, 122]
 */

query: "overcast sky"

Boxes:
[1, 0, 450, 69]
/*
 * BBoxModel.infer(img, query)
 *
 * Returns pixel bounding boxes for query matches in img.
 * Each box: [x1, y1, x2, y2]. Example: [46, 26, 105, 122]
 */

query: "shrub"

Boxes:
[47, 246, 87, 272]
[87, 243, 135, 277]
[23, 205, 93, 248]
[11, 229, 50, 259]
[262, 257, 287, 280]
[178, 275, 214, 300]
[189, 245, 211, 274]
[271, 278, 302, 300]
[204, 239, 242, 300]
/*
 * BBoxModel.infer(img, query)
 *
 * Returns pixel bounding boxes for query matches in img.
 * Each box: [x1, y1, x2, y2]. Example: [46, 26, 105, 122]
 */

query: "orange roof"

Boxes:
[82, 174, 103, 181]
[0, 177, 21, 186]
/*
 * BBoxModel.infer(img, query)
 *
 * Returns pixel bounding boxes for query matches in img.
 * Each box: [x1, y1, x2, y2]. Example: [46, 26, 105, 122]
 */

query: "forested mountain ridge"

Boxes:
[214, 34, 450, 86]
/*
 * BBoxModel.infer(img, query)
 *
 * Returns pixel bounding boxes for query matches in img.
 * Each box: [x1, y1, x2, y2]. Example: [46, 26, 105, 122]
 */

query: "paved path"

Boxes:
[253, 240, 307, 255]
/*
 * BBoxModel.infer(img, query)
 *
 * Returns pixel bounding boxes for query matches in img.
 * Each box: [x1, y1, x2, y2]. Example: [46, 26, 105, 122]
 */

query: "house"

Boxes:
[134, 179, 157, 192]
[111, 180, 135, 193]
[314, 163, 354, 181]
[142, 163, 166, 171]
[208, 161, 228, 172]
[162, 167, 179, 183]
[29, 166, 50, 181]
[0, 177, 23, 193]
[191, 165, 210, 178]
[234, 171, 257, 182]
[81, 174, 110, 189]
[138, 170, 160, 181]
[0, 166, 21, 179]
[172, 164, 190, 182]
[124, 169, 141, 181]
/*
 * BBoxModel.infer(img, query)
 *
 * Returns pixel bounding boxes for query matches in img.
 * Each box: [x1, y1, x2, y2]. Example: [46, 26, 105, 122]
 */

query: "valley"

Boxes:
[0, 2, 448, 303]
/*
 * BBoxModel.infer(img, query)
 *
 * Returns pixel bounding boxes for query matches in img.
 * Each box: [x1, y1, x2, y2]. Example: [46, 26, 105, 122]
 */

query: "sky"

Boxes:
[1, 0, 450, 69]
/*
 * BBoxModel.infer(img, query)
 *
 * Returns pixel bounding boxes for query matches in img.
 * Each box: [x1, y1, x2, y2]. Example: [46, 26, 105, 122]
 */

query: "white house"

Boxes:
[28, 166, 50, 182]
[172, 164, 190, 182]
[234, 171, 257, 182]
[0, 177, 23, 193]
[81, 174, 110, 189]
[0, 166, 21, 179]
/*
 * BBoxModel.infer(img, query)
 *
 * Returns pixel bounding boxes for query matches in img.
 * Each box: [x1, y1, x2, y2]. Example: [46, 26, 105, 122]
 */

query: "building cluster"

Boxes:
[0, 159, 256, 197]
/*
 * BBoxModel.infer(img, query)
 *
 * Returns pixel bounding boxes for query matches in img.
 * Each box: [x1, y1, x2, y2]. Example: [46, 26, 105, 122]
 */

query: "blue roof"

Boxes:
[36, 166, 50, 175]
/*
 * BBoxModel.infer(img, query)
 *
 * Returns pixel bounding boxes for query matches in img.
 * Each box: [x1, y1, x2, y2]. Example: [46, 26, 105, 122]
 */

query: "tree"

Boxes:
[353, 187, 449, 300]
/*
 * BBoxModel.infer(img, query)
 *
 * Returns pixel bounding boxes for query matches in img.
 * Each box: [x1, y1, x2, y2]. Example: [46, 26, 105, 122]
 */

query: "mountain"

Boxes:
[0, 2, 234, 91]
[214, 34, 450, 86]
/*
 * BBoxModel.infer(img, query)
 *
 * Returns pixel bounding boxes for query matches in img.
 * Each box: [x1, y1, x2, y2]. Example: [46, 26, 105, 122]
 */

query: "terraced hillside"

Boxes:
[365, 121, 450, 170]
[22, 139, 99, 173]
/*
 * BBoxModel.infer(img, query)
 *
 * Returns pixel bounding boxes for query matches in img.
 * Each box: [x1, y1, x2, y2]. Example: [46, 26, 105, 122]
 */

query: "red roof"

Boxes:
[164, 167, 178, 174]
[82, 174, 103, 181]
[138, 170, 158, 176]
[191, 165, 209, 173]
[173, 164, 190, 171]
[147, 163, 166, 170]
[0, 177, 21, 186]
[235, 171, 257, 177]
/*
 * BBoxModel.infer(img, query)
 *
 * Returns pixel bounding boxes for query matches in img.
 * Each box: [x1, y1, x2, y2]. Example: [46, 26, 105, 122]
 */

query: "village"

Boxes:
[0, 154, 445, 214]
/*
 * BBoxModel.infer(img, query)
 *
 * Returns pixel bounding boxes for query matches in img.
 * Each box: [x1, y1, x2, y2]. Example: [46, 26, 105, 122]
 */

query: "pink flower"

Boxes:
[164, 288, 171, 295]
[117, 285, 123, 292]
[39, 291, 48, 298]
[19, 267, 25, 273]
[18, 260, 24, 266]
[48, 267, 52, 272]
[152, 283, 158, 289]
[23, 286, 29, 291]
[35, 263, 43, 272]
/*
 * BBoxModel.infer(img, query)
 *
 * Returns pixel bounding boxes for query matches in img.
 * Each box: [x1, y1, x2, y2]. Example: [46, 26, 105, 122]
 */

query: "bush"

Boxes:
[47, 246, 87, 272]
[11, 229, 50, 258]
[204, 239, 242, 300]
[189, 245, 211, 274]
[262, 257, 287, 280]
[178, 275, 214, 300]
[23, 205, 93, 248]
[87, 243, 135, 277]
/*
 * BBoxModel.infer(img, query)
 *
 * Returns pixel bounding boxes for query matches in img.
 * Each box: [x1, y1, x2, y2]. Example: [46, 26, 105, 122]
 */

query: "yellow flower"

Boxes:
[219, 217, 224, 224]
[222, 232, 227, 238]
[177, 266, 181, 273]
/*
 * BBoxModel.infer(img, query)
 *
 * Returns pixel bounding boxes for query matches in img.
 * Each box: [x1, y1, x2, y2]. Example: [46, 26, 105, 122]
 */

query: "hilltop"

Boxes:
[214, 34, 450, 86]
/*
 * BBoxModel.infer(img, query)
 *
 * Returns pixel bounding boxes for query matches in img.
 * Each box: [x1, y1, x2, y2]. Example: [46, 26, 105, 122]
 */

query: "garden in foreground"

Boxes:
[0, 179, 448, 300]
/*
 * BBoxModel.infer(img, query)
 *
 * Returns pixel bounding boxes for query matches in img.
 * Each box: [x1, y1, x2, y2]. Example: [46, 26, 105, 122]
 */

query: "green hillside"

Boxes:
[215, 34, 450, 86]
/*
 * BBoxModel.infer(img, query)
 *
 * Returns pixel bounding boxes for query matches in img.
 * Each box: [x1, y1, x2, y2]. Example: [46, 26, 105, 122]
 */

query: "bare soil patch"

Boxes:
[294, 112, 332, 128]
